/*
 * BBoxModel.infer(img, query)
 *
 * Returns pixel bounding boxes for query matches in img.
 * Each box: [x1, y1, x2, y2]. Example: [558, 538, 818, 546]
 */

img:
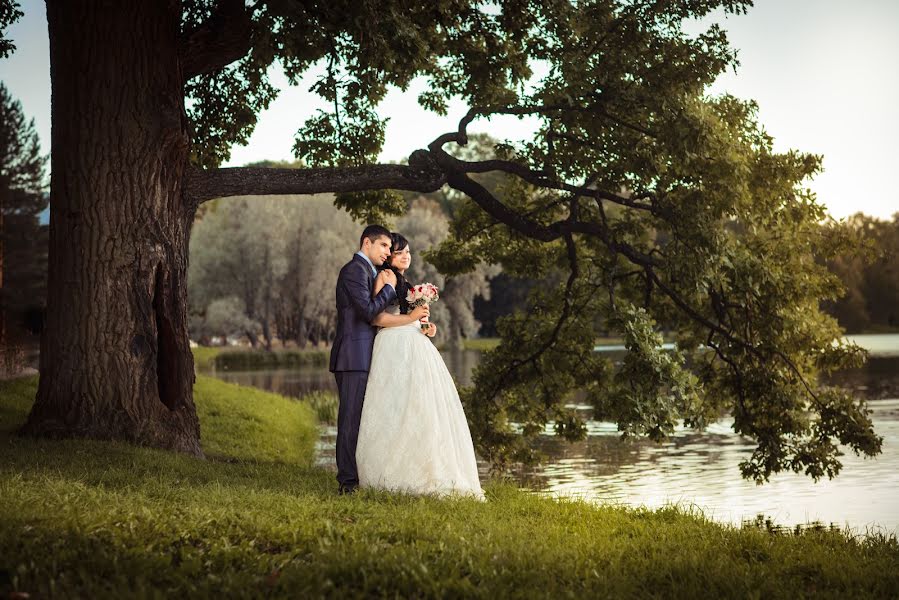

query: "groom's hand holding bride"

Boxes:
[378, 269, 397, 289]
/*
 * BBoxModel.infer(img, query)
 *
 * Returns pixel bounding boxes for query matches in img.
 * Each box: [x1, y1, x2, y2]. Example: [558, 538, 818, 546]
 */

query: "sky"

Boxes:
[2, 0, 897, 220]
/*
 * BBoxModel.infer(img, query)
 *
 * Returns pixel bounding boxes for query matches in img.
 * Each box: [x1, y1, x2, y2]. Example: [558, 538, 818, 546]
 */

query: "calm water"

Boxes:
[210, 334, 899, 534]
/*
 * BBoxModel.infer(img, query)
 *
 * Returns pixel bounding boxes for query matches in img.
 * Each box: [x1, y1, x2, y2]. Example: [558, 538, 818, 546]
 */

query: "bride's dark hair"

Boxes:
[387, 232, 411, 314]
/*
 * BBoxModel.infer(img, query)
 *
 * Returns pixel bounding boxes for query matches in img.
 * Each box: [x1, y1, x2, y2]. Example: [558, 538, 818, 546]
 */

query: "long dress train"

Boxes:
[356, 318, 485, 499]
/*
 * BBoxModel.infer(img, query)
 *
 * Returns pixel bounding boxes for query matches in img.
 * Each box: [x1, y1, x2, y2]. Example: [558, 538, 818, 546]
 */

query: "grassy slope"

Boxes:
[1, 377, 898, 598]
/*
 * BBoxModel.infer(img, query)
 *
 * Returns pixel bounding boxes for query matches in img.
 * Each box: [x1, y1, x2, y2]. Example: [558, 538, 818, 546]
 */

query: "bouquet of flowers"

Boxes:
[406, 283, 439, 331]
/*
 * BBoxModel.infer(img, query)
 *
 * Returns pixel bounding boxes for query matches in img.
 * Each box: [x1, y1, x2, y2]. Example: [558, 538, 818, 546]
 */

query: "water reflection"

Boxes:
[210, 348, 483, 394]
[824, 357, 899, 400]
[214, 367, 337, 397]
[206, 335, 899, 534]
[521, 402, 899, 533]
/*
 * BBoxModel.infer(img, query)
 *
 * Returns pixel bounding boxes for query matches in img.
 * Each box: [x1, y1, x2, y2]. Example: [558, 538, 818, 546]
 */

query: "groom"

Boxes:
[329, 225, 397, 494]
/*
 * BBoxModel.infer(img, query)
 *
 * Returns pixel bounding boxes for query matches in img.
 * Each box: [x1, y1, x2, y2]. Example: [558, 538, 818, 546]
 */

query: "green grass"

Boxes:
[1, 377, 898, 598]
[193, 376, 318, 464]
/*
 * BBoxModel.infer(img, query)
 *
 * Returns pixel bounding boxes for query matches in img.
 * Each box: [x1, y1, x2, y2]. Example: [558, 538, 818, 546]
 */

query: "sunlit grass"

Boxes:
[1, 376, 897, 598]
[190, 345, 222, 370]
[193, 376, 318, 463]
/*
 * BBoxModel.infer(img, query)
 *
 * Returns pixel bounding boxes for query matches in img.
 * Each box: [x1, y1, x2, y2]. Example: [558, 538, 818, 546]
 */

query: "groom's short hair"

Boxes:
[359, 225, 392, 248]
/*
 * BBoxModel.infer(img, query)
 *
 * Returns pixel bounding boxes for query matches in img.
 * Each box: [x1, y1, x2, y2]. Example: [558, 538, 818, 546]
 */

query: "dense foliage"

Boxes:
[418, 2, 878, 481]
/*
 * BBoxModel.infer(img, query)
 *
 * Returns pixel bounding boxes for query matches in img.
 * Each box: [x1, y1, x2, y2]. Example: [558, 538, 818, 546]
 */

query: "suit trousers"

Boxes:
[334, 370, 368, 487]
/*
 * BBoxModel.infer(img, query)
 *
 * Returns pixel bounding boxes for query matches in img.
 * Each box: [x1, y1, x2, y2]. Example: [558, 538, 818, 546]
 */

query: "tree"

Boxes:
[190, 296, 259, 345]
[0, 82, 47, 362]
[403, 133, 531, 342]
[858, 216, 899, 329]
[188, 194, 358, 347]
[2, 1, 880, 480]
[189, 195, 299, 349]
[421, 7, 881, 481]
[822, 214, 874, 333]
[6, 0, 521, 454]
[823, 214, 899, 333]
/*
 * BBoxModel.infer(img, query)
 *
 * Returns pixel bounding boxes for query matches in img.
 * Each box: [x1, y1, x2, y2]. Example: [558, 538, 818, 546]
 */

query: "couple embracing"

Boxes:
[328, 225, 485, 500]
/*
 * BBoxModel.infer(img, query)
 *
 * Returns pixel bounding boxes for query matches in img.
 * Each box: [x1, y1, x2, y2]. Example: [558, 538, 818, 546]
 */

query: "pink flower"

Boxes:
[406, 282, 439, 305]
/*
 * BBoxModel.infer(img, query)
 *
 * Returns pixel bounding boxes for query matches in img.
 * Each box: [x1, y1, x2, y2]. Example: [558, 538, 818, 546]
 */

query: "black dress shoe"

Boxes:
[338, 484, 358, 495]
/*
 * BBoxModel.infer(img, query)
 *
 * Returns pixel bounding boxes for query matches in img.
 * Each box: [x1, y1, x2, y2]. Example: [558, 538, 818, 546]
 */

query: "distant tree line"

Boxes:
[187, 192, 496, 349]
[822, 213, 899, 333]
[0, 82, 47, 367]
[189, 194, 356, 349]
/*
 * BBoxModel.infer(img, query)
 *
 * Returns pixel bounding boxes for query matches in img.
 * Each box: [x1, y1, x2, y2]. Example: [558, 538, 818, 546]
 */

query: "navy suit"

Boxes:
[329, 254, 396, 488]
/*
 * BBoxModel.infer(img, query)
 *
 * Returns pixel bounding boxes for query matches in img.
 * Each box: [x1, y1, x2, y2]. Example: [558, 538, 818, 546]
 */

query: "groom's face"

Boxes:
[363, 235, 392, 266]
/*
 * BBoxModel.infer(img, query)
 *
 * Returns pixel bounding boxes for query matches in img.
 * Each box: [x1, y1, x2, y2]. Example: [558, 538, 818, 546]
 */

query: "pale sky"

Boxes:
[3, 0, 897, 219]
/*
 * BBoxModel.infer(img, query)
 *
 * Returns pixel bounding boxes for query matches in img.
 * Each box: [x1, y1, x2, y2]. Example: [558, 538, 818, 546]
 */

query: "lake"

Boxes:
[209, 334, 899, 535]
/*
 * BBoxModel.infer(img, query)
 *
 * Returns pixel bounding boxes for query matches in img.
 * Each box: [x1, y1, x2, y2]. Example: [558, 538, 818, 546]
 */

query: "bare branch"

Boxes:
[180, 0, 253, 80]
[428, 145, 661, 267]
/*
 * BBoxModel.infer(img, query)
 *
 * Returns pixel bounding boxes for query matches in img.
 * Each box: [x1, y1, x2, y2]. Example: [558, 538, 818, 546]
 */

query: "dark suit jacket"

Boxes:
[329, 254, 397, 372]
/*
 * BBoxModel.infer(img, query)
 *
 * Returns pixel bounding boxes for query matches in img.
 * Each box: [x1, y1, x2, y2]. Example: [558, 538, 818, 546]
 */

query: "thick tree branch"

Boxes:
[429, 144, 661, 267]
[180, 0, 253, 80]
[185, 157, 447, 206]
[431, 128, 655, 213]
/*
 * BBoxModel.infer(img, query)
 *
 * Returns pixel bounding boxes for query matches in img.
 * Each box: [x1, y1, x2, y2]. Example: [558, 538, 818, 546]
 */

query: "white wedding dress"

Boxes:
[356, 309, 485, 500]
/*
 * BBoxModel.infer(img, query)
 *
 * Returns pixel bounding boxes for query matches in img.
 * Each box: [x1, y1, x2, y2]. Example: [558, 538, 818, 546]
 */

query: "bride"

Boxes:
[355, 232, 485, 500]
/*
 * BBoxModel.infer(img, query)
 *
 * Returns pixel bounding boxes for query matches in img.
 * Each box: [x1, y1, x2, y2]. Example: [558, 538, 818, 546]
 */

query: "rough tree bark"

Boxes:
[22, 1, 201, 454]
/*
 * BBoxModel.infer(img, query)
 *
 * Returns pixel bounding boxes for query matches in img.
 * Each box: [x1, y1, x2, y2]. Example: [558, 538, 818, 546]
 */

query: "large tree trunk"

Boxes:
[22, 0, 201, 455]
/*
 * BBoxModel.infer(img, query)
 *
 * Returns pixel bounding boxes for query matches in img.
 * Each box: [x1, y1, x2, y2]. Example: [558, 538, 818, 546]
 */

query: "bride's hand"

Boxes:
[423, 323, 437, 337]
[410, 305, 429, 322]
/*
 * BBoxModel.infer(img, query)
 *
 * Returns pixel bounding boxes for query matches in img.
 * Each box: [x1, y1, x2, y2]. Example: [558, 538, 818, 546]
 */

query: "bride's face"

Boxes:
[390, 245, 412, 271]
